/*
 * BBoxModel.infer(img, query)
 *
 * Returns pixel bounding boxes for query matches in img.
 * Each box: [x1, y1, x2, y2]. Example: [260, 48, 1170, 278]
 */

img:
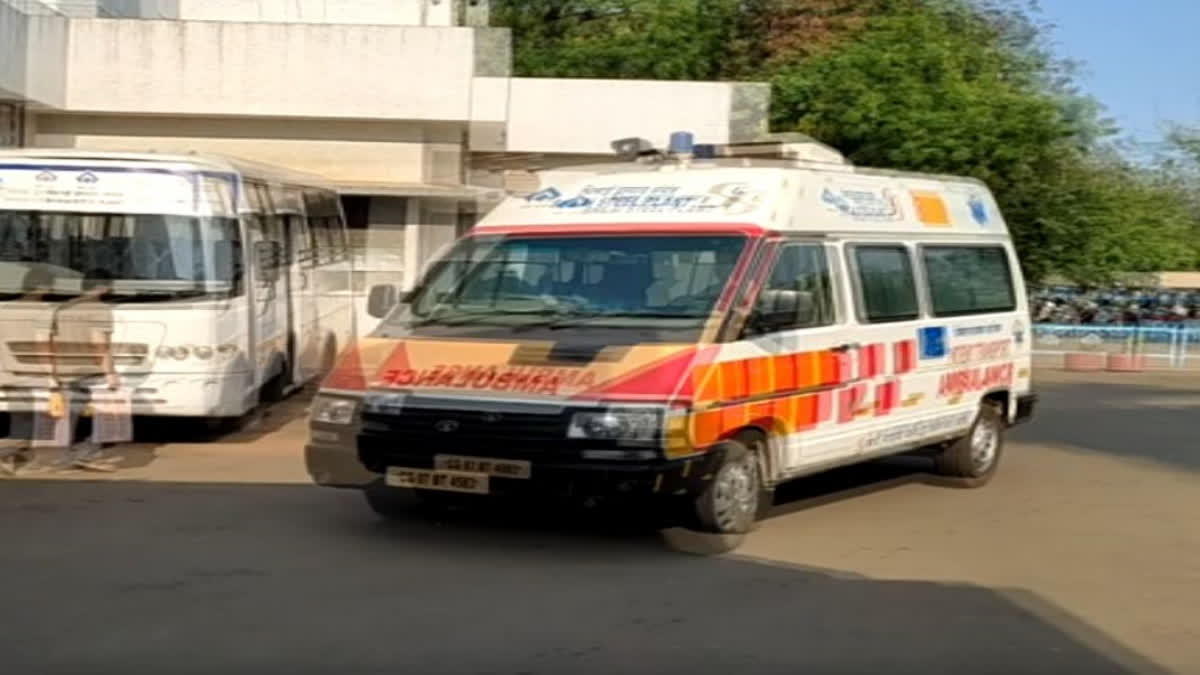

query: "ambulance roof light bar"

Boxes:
[694, 137, 849, 165]
[611, 137, 661, 162]
[611, 131, 700, 163]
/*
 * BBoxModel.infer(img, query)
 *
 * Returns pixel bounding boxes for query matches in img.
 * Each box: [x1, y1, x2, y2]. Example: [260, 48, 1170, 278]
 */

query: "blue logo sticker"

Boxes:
[918, 326, 948, 359]
[527, 187, 562, 203]
[556, 195, 593, 208]
[968, 195, 989, 226]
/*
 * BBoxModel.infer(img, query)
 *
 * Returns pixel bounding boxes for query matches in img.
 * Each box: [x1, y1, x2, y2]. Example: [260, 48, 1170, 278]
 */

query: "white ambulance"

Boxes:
[307, 134, 1036, 535]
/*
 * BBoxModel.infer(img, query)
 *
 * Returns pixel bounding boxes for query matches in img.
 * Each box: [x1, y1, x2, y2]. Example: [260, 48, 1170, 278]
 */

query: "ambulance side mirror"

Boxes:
[367, 284, 398, 318]
[749, 290, 814, 335]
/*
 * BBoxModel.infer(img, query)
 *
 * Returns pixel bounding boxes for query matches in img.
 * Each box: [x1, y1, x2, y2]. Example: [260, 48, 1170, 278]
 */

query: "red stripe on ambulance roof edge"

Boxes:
[472, 223, 768, 237]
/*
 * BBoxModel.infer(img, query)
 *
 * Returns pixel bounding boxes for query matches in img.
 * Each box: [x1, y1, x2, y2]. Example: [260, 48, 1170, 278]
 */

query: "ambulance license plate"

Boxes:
[434, 455, 532, 479]
[385, 467, 488, 494]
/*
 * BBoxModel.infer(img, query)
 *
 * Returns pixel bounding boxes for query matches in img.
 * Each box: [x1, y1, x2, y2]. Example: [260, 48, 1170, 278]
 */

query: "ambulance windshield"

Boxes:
[394, 234, 747, 333]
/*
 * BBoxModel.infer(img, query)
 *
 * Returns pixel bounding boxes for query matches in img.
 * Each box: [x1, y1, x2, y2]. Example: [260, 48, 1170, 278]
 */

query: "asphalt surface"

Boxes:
[1, 369, 1196, 674]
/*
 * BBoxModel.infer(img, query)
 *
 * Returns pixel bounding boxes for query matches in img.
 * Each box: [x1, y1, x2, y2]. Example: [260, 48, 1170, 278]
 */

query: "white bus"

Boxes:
[0, 150, 354, 428]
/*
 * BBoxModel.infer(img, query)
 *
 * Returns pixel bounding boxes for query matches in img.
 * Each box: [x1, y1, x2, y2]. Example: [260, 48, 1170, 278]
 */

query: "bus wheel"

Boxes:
[933, 403, 1005, 487]
[693, 436, 770, 535]
[259, 359, 288, 404]
[201, 415, 242, 437]
[320, 339, 338, 378]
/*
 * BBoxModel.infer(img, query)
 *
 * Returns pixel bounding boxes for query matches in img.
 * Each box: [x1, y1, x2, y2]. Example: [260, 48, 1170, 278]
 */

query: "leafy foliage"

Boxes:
[491, 0, 1200, 282]
[491, 0, 769, 80]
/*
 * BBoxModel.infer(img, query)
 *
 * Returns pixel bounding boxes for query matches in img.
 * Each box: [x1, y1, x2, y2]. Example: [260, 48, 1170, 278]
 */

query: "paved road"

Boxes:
[1, 370, 1196, 674]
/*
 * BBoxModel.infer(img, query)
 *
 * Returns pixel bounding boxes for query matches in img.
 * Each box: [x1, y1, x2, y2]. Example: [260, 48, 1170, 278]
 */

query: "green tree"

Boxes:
[492, 0, 1199, 281]
[491, 0, 769, 80]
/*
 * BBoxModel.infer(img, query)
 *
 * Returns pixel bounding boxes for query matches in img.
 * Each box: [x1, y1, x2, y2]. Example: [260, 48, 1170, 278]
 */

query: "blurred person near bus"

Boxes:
[46, 268, 129, 472]
[0, 267, 56, 476]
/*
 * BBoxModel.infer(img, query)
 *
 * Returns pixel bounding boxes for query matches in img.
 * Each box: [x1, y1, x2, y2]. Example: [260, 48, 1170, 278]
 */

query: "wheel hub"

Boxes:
[711, 455, 758, 532]
[969, 420, 999, 472]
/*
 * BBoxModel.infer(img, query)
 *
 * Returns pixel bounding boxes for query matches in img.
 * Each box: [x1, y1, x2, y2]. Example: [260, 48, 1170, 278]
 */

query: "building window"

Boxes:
[852, 245, 920, 323]
[340, 196, 370, 231]
[922, 246, 1016, 316]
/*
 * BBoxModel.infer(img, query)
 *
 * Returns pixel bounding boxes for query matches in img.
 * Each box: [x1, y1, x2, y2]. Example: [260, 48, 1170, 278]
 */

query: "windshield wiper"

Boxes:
[107, 290, 216, 303]
[521, 311, 708, 330]
[411, 307, 581, 328]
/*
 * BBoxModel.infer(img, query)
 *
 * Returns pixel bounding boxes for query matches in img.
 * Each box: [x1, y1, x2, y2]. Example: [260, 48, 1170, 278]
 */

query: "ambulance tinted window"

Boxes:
[923, 246, 1016, 316]
[853, 246, 919, 323]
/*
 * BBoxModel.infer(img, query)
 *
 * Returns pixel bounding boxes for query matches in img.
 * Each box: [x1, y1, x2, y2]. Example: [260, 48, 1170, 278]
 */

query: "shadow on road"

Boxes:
[132, 392, 313, 446]
[1013, 375, 1200, 472]
[0, 479, 1166, 675]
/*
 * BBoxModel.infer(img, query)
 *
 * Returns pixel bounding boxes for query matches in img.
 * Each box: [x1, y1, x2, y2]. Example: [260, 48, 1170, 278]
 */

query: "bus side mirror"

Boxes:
[367, 284, 398, 318]
[254, 241, 282, 284]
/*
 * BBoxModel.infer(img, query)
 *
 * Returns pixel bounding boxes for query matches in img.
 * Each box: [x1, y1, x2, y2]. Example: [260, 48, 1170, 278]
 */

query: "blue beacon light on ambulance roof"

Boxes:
[668, 131, 696, 156]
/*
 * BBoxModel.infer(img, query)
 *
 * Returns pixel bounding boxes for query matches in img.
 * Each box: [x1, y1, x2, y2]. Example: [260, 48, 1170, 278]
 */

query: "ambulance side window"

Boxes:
[851, 245, 920, 323]
[746, 243, 834, 335]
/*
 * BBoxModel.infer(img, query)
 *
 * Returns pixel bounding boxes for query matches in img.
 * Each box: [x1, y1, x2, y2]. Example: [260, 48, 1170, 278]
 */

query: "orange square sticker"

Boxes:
[912, 191, 951, 226]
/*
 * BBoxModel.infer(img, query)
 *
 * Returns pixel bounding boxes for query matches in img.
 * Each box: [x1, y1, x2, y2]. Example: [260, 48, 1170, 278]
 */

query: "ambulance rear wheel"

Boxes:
[933, 402, 1005, 486]
[693, 437, 769, 535]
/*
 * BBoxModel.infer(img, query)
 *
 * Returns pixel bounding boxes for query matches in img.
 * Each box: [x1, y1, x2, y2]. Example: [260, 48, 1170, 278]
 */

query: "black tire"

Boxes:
[259, 363, 287, 405]
[933, 403, 1005, 486]
[693, 436, 772, 534]
[319, 339, 338, 379]
[364, 483, 413, 520]
[200, 415, 243, 437]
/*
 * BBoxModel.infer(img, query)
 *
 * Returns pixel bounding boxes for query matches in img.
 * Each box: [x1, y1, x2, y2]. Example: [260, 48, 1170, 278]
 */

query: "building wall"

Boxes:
[175, 0, 455, 26]
[502, 79, 772, 155]
[0, 0, 28, 100]
[32, 113, 449, 183]
[0, 2, 68, 107]
[63, 19, 484, 120]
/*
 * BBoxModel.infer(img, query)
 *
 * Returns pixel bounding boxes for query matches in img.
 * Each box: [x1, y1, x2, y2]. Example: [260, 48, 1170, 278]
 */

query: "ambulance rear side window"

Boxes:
[922, 245, 1016, 316]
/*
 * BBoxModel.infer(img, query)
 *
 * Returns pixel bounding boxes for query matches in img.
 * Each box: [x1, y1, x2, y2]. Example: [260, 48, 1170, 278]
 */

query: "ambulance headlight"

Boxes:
[568, 408, 662, 443]
[311, 396, 358, 426]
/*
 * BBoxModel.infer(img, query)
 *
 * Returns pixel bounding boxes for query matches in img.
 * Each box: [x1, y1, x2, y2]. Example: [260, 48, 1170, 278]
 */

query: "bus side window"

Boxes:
[303, 190, 332, 266]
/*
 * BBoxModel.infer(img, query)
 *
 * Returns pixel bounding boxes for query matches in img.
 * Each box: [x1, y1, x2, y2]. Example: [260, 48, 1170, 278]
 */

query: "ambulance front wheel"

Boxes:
[693, 436, 772, 535]
[364, 481, 412, 520]
[933, 402, 1005, 487]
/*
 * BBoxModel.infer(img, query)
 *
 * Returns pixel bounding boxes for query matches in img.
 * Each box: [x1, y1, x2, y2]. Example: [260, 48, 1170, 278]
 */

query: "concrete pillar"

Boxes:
[364, 196, 408, 289]
[0, 101, 24, 147]
[402, 197, 460, 290]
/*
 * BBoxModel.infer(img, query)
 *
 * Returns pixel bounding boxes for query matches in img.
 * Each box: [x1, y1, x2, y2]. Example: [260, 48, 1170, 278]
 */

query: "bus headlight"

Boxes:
[568, 408, 662, 444]
[155, 344, 240, 361]
[156, 346, 189, 360]
[311, 396, 357, 425]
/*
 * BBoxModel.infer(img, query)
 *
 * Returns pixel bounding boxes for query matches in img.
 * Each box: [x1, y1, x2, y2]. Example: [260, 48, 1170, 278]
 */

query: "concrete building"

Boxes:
[1, 0, 772, 306]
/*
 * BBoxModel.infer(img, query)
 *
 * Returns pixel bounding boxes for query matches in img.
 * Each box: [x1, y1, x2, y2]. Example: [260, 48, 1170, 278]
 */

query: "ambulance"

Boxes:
[306, 134, 1037, 534]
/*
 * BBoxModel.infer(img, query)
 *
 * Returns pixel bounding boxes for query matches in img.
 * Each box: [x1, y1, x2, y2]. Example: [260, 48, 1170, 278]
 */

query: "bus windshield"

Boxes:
[0, 211, 241, 302]
[387, 234, 747, 338]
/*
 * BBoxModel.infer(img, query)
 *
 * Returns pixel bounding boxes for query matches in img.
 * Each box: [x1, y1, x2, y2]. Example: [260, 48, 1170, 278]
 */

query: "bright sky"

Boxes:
[1037, 0, 1200, 145]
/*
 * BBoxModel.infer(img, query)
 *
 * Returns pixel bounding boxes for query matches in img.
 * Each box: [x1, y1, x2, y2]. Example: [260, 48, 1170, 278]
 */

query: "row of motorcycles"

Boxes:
[1031, 287, 1200, 327]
